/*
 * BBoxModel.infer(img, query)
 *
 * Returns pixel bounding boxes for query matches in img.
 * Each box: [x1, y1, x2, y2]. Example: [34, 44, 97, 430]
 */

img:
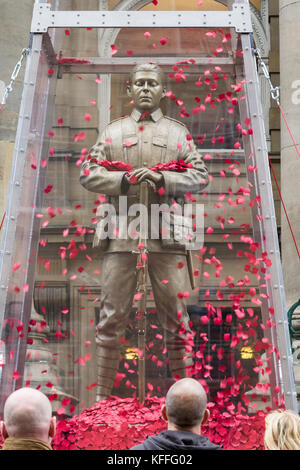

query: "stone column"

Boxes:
[279, 1, 300, 311]
[280, 0, 300, 408]
[0, 0, 34, 243]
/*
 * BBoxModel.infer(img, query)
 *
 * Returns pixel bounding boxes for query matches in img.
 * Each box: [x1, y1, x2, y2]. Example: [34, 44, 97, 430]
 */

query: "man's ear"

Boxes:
[201, 409, 210, 426]
[161, 404, 168, 423]
[49, 416, 56, 439]
[161, 86, 167, 99]
[1, 421, 9, 439]
[126, 83, 132, 98]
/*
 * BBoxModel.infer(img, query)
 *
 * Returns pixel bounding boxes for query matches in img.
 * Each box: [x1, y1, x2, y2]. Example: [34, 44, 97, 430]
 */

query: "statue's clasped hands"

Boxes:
[125, 168, 163, 189]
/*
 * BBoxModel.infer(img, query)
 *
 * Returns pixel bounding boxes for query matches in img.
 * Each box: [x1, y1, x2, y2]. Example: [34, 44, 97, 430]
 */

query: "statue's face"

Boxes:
[128, 70, 166, 113]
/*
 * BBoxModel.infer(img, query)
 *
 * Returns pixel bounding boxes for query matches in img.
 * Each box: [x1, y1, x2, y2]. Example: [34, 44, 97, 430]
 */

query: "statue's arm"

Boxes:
[162, 127, 209, 196]
[79, 129, 128, 196]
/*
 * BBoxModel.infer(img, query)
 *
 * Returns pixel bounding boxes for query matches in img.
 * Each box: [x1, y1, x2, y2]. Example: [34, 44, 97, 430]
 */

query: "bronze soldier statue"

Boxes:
[80, 63, 209, 400]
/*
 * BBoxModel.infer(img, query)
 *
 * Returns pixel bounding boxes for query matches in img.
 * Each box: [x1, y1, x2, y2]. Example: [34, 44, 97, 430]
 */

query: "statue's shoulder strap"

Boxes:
[106, 114, 130, 138]
[107, 115, 130, 126]
[164, 115, 187, 128]
[106, 115, 135, 150]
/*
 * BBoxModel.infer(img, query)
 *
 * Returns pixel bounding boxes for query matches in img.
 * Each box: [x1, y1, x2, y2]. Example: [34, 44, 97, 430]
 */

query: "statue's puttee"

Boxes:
[80, 63, 209, 400]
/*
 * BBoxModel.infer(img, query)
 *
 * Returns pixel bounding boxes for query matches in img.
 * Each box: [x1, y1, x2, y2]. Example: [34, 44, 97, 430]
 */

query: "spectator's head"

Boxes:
[161, 378, 209, 434]
[1, 387, 56, 443]
[264, 409, 300, 450]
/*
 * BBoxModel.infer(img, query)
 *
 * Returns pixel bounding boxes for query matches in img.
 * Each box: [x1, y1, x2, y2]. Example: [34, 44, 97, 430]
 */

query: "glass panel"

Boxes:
[0, 20, 288, 449]
[0, 34, 58, 408]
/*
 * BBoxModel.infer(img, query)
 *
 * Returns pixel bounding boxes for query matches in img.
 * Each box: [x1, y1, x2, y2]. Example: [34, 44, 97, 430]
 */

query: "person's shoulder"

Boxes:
[130, 443, 146, 450]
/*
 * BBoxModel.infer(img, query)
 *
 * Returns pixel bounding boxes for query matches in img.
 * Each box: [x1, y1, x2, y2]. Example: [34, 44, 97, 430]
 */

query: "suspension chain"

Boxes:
[255, 48, 280, 105]
[0, 48, 30, 109]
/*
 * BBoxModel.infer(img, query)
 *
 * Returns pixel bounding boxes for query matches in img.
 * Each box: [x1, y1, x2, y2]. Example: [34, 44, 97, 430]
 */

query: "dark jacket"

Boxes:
[130, 430, 222, 451]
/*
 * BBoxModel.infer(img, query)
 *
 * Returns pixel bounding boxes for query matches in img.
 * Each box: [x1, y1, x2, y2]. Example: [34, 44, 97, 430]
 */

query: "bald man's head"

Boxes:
[2, 387, 54, 440]
[164, 378, 208, 429]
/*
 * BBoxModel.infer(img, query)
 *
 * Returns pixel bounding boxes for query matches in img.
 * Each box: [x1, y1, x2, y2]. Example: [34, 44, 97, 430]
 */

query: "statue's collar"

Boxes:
[130, 108, 163, 122]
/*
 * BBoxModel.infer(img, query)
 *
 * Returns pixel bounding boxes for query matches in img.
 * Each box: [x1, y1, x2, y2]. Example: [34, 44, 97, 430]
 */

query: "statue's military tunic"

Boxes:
[80, 108, 209, 399]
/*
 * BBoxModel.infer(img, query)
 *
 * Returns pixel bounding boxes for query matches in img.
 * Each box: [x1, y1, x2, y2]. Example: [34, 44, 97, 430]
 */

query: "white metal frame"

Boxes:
[31, 1, 252, 33]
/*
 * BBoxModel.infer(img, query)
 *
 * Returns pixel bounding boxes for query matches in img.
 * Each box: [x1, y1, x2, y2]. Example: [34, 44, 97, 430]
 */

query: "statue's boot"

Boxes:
[96, 347, 120, 401]
[167, 346, 193, 379]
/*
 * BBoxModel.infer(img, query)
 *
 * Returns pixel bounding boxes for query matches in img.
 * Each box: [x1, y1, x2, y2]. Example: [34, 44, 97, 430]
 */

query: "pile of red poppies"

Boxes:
[51, 396, 266, 450]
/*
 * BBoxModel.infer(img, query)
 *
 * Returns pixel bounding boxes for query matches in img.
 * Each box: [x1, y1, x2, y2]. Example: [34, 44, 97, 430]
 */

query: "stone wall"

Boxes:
[0, 0, 35, 242]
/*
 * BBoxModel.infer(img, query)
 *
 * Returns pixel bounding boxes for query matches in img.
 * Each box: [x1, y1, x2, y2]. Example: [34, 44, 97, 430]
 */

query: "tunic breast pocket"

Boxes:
[152, 136, 167, 163]
[122, 135, 139, 168]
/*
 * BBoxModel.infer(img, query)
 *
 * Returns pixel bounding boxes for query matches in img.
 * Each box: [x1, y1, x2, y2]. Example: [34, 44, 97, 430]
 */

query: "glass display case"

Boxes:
[0, 0, 296, 450]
